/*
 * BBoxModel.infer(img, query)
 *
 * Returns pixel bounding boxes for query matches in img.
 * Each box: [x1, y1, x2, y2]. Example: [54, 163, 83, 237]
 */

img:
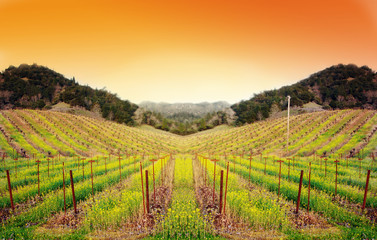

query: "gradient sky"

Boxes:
[0, 0, 376, 104]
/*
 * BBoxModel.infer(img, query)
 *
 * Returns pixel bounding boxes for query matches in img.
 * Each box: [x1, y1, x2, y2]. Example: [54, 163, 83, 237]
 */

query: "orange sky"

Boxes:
[0, 0, 376, 103]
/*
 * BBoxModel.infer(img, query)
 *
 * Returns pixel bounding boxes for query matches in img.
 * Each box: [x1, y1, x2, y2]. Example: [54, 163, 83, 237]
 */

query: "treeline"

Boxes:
[0, 64, 137, 125]
[135, 109, 232, 135]
[232, 64, 377, 125]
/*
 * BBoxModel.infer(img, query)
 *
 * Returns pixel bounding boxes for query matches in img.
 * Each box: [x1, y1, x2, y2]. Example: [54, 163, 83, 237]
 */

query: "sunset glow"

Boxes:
[0, 0, 376, 103]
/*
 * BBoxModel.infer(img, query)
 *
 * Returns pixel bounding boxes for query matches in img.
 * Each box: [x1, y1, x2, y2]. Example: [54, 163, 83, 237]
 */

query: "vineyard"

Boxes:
[0, 109, 376, 239]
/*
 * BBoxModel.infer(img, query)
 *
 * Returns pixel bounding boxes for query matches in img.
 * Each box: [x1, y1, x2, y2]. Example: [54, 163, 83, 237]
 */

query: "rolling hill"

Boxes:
[232, 64, 377, 125]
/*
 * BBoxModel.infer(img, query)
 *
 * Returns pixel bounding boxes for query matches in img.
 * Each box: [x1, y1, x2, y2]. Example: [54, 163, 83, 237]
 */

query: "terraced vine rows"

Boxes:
[0, 109, 376, 239]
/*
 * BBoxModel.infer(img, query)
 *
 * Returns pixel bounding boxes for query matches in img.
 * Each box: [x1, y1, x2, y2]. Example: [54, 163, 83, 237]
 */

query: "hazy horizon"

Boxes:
[1, 0, 376, 104]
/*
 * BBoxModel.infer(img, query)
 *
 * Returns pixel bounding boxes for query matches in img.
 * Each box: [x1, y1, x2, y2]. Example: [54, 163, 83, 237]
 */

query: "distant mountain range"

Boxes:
[139, 101, 231, 117]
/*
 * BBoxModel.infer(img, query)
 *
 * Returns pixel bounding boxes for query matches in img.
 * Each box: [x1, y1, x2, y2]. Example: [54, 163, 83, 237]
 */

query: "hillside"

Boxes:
[0, 109, 375, 159]
[1, 109, 376, 239]
[0, 64, 138, 125]
[232, 64, 377, 125]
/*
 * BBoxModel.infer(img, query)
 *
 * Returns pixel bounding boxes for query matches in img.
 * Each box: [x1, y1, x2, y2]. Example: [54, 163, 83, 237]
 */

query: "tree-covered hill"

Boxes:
[0, 64, 137, 125]
[232, 64, 377, 125]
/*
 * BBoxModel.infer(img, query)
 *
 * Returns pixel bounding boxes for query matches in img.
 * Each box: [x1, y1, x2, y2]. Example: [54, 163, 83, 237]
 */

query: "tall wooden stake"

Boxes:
[146, 170, 150, 214]
[6, 170, 14, 211]
[362, 170, 371, 211]
[295, 170, 304, 214]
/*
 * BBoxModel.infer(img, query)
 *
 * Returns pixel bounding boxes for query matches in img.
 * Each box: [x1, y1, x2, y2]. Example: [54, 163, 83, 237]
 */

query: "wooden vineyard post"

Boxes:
[287, 158, 291, 180]
[6, 170, 14, 211]
[324, 158, 328, 177]
[249, 155, 252, 184]
[118, 155, 122, 182]
[88, 160, 95, 199]
[334, 160, 339, 197]
[63, 162, 66, 213]
[295, 170, 304, 214]
[36, 160, 41, 195]
[264, 157, 267, 175]
[140, 162, 146, 215]
[307, 162, 312, 213]
[362, 170, 371, 212]
[70, 170, 77, 214]
[223, 162, 229, 214]
[150, 159, 158, 201]
[219, 170, 224, 214]
[277, 160, 284, 201]
[211, 159, 219, 205]
[145, 170, 150, 214]
[77, 156, 80, 170]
